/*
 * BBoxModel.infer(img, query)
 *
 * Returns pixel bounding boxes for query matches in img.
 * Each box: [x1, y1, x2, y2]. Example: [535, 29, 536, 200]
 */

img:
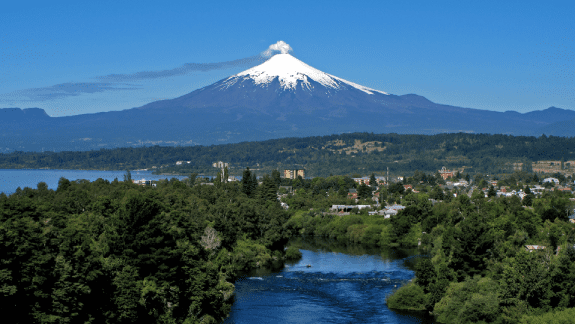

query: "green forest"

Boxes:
[0, 174, 291, 323]
[279, 172, 575, 323]
[1, 132, 574, 177]
[4, 165, 575, 323]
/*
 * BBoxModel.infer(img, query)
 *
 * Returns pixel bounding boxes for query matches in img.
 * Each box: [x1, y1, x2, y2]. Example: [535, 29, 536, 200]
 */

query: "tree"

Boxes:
[189, 172, 198, 186]
[261, 174, 278, 202]
[522, 194, 534, 207]
[369, 173, 377, 189]
[215, 171, 222, 187]
[123, 170, 132, 183]
[488, 185, 497, 197]
[389, 182, 405, 195]
[200, 226, 222, 251]
[241, 167, 257, 197]
[271, 169, 281, 187]
[357, 183, 372, 200]
[379, 189, 388, 206]
[415, 258, 436, 293]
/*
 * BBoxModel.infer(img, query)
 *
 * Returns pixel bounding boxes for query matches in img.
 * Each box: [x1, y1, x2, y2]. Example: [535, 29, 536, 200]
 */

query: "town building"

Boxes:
[284, 169, 305, 179]
[438, 166, 454, 180]
[132, 179, 155, 187]
[212, 161, 229, 168]
[353, 177, 371, 185]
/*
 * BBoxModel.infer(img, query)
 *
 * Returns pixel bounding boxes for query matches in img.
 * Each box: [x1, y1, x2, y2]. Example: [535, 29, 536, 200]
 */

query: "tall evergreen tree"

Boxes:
[123, 170, 132, 183]
[369, 173, 377, 190]
[261, 175, 278, 202]
[241, 167, 252, 196]
[357, 183, 372, 200]
[488, 185, 497, 197]
[250, 172, 258, 198]
[271, 169, 282, 187]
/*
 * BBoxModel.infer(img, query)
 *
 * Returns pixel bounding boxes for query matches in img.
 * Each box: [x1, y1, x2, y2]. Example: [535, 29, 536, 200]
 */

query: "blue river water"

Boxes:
[0, 169, 187, 194]
[224, 237, 433, 324]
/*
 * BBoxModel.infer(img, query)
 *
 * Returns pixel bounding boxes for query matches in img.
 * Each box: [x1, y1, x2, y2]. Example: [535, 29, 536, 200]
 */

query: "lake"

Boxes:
[224, 237, 433, 324]
[0, 169, 187, 194]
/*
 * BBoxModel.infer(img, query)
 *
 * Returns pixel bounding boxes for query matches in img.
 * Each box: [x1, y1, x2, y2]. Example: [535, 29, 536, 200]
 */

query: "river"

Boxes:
[0, 169, 188, 194]
[224, 237, 433, 324]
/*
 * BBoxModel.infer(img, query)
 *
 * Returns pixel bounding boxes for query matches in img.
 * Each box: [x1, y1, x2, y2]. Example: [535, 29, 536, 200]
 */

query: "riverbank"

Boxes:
[224, 236, 433, 324]
[282, 190, 575, 323]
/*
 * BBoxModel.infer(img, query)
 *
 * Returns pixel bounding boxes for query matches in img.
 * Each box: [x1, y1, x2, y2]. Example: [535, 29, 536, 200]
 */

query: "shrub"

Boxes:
[285, 246, 302, 260]
[386, 282, 427, 311]
[520, 308, 575, 324]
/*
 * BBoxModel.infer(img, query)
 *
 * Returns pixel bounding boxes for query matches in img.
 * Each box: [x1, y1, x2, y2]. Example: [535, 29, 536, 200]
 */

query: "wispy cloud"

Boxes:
[96, 55, 266, 82]
[2, 82, 141, 102]
[0, 56, 266, 102]
[1, 41, 291, 102]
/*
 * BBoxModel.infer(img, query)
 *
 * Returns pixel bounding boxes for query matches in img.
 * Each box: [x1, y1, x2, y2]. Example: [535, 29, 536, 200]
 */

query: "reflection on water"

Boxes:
[224, 236, 433, 324]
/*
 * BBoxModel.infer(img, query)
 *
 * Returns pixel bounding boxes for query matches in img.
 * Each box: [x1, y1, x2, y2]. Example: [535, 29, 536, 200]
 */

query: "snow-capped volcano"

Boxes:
[223, 53, 388, 95]
[4, 51, 575, 152]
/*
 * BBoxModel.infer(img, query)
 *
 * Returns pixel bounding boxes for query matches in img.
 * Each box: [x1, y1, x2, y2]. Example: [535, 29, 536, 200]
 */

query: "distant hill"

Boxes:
[1, 132, 574, 178]
[2, 54, 574, 152]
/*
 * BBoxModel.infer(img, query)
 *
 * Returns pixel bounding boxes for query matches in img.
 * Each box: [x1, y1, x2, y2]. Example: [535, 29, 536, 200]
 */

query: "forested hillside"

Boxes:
[0, 175, 290, 323]
[1, 132, 574, 177]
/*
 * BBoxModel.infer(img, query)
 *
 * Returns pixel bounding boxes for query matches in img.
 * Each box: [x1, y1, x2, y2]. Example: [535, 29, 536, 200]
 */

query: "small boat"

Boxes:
[306, 264, 312, 268]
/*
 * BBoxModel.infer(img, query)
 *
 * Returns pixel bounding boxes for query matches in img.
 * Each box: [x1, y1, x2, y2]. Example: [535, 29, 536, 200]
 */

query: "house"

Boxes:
[330, 205, 371, 212]
[348, 189, 358, 199]
[403, 184, 413, 190]
[453, 180, 469, 187]
[543, 177, 560, 184]
[375, 176, 387, 186]
[525, 245, 546, 252]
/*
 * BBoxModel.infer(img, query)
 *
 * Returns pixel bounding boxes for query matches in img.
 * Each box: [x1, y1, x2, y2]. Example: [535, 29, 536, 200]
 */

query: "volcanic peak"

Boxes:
[226, 53, 388, 95]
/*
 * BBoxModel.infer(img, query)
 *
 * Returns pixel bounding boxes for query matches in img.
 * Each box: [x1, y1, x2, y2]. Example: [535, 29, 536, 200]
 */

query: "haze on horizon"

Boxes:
[1, 0, 573, 117]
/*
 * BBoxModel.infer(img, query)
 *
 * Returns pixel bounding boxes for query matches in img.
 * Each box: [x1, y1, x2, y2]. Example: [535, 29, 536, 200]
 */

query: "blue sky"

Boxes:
[1, 0, 573, 116]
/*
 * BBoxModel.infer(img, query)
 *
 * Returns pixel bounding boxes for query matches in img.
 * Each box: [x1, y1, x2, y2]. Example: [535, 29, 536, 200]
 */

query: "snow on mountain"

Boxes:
[221, 54, 388, 95]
